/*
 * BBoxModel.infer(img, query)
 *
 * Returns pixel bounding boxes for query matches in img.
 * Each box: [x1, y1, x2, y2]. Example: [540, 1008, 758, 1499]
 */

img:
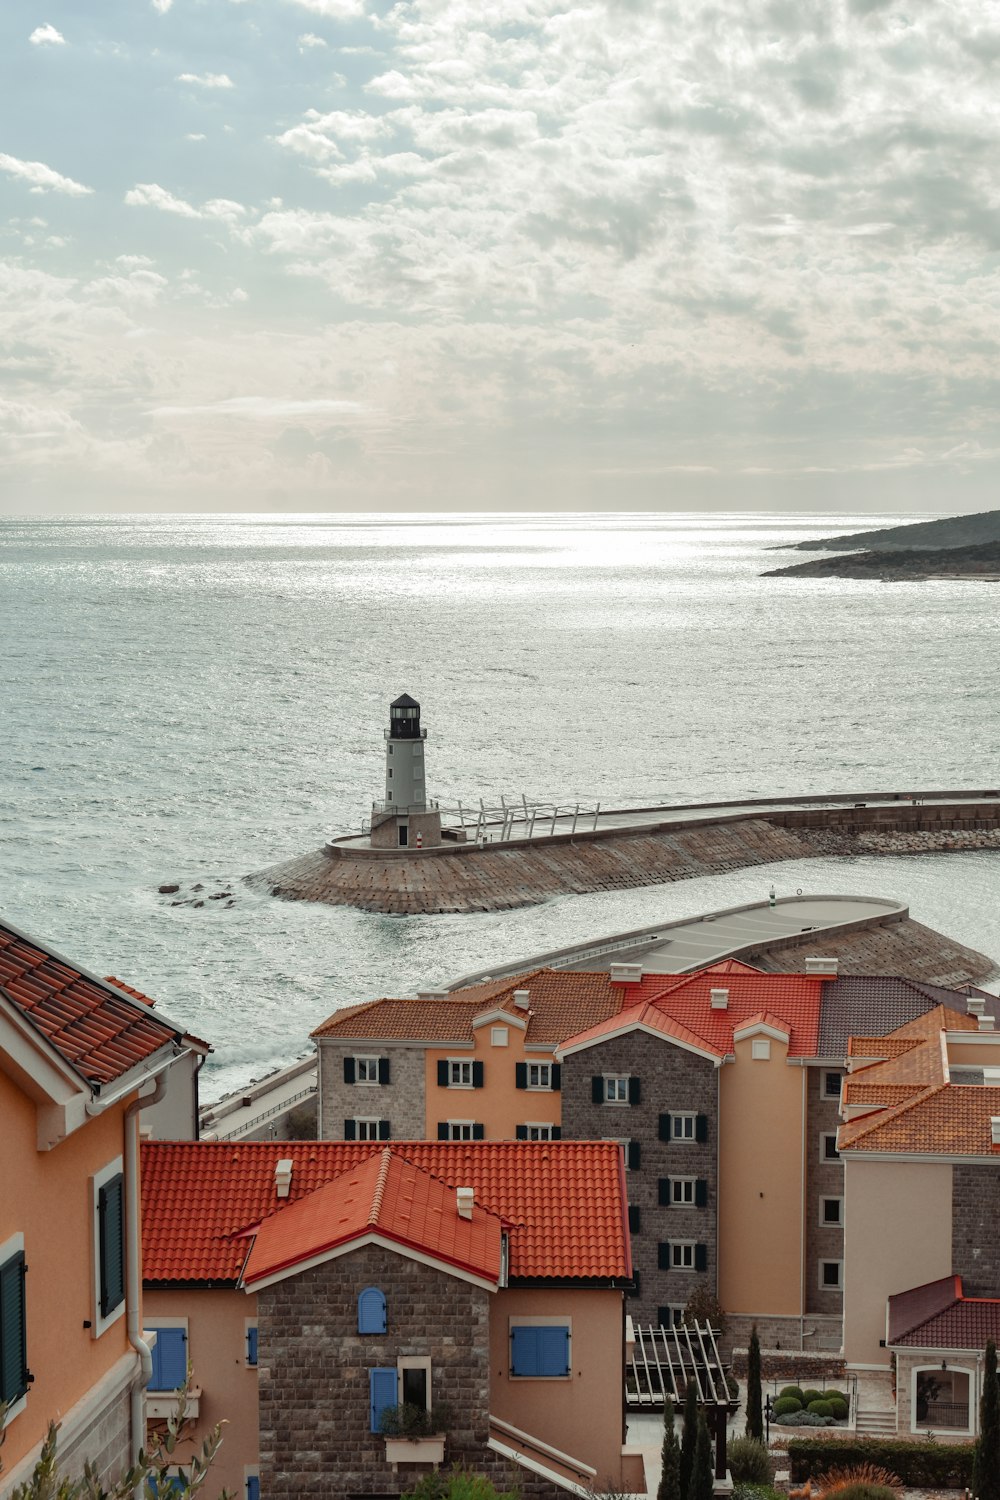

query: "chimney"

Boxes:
[804, 957, 839, 975]
[968, 996, 986, 1017]
[512, 990, 531, 1010]
[456, 1187, 474, 1220]
[991, 1119, 1000, 1146]
[275, 1158, 294, 1199]
[980, 1014, 996, 1033]
[710, 988, 729, 1010]
[609, 963, 643, 984]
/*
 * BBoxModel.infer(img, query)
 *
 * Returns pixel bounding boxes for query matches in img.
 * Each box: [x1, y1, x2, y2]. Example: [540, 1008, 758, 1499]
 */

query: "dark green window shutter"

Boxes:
[695, 1114, 709, 1144]
[695, 1243, 708, 1272]
[515, 1063, 527, 1090]
[515, 1125, 528, 1140]
[0, 1252, 28, 1406]
[343, 1057, 356, 1084]
[551, 1126, 561, 1140]
[627, 1141, 641, 1171]
[438, 1122, 449, 1140]
[551, 1064, 561, 1091]
[658, 1242, 671, 1271]
[437, 1060, 449, 1087]
[378, 1058, 390, 1085]
[627, 1271, 641, 1299]
[473, 1123, 485, 1140]
[695, 1179, 708, 1208]
[658, 1113, 671, 1142]
[472, 1061, 484, 1088]
[592, 1076, 603, 1104]
[628, 1077, 641, 1106]
[344, 1119, 357, 1141]
[378, 1120, 391, 1141]
[657, 1306, 675, 1329]
[628, 1206, 641, 1234]
[98, 1174, 125, 1319]
[658, 1178, 671, 1206]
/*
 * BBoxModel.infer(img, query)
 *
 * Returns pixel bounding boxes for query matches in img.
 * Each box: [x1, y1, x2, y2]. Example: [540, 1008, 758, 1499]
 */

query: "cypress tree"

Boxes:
[687, 1411, 714, 1500]
[975, 1338, 1000, 1500]
[657, 1397, 682, 1500]
[745, 1323, 763, 1441]
[679, 1380, 699, 1500]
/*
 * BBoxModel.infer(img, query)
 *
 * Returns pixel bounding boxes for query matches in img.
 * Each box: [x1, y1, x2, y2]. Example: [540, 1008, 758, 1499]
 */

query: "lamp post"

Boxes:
[764, 1394, 774, 1444]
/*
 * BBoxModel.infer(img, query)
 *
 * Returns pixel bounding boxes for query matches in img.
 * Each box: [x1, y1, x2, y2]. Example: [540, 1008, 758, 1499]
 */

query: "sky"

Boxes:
[1, 0, 999, 513]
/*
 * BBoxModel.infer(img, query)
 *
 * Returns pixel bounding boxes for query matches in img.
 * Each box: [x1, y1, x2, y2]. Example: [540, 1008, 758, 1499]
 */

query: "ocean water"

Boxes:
[2, 511, 999, 1099]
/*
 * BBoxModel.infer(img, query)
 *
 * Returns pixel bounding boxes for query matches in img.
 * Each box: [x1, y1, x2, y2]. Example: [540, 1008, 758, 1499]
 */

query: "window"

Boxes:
[527, 1062, 552, 1090]
[821, 1132, 841, 1162]
[358, 1288, 386, 1335]
[147, 1476, 186, 1496]
[658, 1242, 708, 1272]
[658, 1112, 709, 1143]
[820, 1197, 843, 1226]
[491, 1027, 509, 1047]
[441, 1121, 480, 1141]
[672, 1242, 695, 1269]
[245, 1322, 259, 1365]
[437, 1059, 484, 1088]
[658, 1305, 684, 1328]
[148, 1325, 187, 1392]
[516, 1123, 560, 1141]
[606, 1138, 640, 1170]
[594, 1073, 639, 1104]
[245, 1473, 260, 1500]
[824, 1071, 843, 1099]
[820, 1260, 843, 1290]
[93, 1159, 125, 1337]
[509, 1321, 570, 1378]
[605, 1075, 628, 1103]
[517, 1061, 561, 1090]
[398, 1356, 431, 1412]
[345, 1118, 391, 1141]
[345, 1055, 389, 1086]
[0, 1234, 28, 1417]
[671, 1114, 695, 1140]
[751, 1039, 771, 1060]
[370, 1367, 398, 1433]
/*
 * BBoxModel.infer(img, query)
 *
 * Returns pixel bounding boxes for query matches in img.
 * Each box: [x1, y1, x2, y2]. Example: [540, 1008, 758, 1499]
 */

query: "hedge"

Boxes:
[787, 1437, 975, 1487]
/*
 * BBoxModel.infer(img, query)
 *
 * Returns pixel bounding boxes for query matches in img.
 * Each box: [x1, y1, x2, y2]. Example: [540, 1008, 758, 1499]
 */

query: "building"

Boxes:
[0, 918, 207, 1495]
[141, 1139, 641, 1498]
[370, 694, 442, 849]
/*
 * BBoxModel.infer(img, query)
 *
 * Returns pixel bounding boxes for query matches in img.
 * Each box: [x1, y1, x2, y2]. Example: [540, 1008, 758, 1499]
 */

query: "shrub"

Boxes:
[379, 1402, 455, 1437]
[807, 1400, 834, 1419]
[731, 1487, 785, 1500]
[828, 1398, 849, 1420]
[825, 1390, 848, 1405]
[820, 1489, 896, 1500]
[818, 1462, 901, 1494]
[787, 1437, 975, 1487]
[772, 1397, 802, 1417]
[726, 1438, 770, 1485]
[405, 1471, 519, 1500]
[681, 1287, 727, 1337]
[778, 1385, 805, 1403]
[802, 1389, 825, 1405]
[777, 1410, 836, 1427]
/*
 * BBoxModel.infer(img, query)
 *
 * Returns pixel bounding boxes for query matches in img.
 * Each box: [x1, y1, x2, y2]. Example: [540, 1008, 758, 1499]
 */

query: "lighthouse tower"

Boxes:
[370, 693, 442, 849]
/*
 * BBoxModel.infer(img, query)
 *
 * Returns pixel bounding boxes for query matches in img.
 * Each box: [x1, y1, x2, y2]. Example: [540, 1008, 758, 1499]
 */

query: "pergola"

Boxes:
[626, 1320, 737, 1484]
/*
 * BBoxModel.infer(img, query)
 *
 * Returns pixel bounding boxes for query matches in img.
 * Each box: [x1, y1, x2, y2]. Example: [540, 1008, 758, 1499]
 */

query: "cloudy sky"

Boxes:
[1, 0, 998, 512]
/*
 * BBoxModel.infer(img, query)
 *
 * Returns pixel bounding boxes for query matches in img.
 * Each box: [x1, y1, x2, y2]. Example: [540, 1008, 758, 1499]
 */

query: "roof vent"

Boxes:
[710, 988, 729, 1010]
[968, 996, 986, 1016]
[456, 1186, 474, 1220]
[417, 988, 450, 998]
[609, 963, 643, 984]
[275, 1158, 294, 1199]
[804, 957, 839, 975]
[980, 1014, 996, 1033]
[991, 1119, 1000, 1146]
[512, 990, 531, 1010]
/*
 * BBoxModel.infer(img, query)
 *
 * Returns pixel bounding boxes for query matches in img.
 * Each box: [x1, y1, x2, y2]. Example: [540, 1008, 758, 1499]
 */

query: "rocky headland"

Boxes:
[763, 539, 1000, 581]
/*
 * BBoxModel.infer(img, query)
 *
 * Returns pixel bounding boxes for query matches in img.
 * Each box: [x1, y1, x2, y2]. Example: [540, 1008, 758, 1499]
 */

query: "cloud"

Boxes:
[125, 182, 202, 218]
[151, 0, 173, 12]
[298, 32, 328, 49]
[29, 23, 66, 45]
[185, 133, 207, 142]
[147, 396, 368, 418]
[176, 72, 234, 89]
[0, 153, 92, 196]
[284, 0, 366, 18]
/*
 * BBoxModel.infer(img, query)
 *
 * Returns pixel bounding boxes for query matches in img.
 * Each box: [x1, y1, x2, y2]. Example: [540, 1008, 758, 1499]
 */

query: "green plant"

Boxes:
[787, 1437, 975, 1487]
[772, 1396, 802, 1417]
[778, 1385, 805, 1403]
[801, 1388, 825, 1405]
[726, 1437, 769, 1485]
[379, 1402, 455, 1438]
[731, 1488, 784, 1500]
[975, 1337, 1000, 1500]
[807, 1400, 834, 1419]
[404, 1469, 519, 1499]
[825, 1390, 848, 1405]
[828, 1398, 849, 1421]
[818, 1488, 896, 1500]
[745, 1326, 763, 1442]
[818, 1462, 901, 1493]
[657, 1397, 681, 1500]
[688, 1414, 713, 1500]
[681, 1288, 727, 1337]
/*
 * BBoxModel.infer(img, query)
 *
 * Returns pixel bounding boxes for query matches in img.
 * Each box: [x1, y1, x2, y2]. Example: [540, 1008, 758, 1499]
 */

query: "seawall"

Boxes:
[249, 798, 1000, 916]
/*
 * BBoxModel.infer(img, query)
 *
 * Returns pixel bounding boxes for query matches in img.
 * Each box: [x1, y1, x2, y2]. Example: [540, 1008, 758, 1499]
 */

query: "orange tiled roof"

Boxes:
[733, 1010, 792, 1035]
[641, 971, 824, 1056]
[141, 1140, 631, 1286]
[0, 920, 187, 1086]
[556, 1001, 721, 1059]
[242, 1148, 504, 1288]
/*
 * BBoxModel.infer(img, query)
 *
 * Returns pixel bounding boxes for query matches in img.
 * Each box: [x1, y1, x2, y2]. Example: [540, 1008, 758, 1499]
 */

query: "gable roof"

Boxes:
[141, 1139, 631, 1287]
[817, 975, 998, 1056]
[889, 1276, 1000, 1350]
[556, 1001, 722, 1061]
[0, 918, 204, 1088]
[242, 1148, 504, 1290]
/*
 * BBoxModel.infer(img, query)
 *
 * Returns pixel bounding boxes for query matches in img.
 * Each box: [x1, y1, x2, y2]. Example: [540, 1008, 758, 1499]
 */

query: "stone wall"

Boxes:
[730, 1343, 846, 1380]
[754, 917, 997, 987]
[561, 1035, 717, 1325]
[806, 1066, 845, 1317]
[317, 1041, 425, 1140]
[952, 1165, 1000, 1297]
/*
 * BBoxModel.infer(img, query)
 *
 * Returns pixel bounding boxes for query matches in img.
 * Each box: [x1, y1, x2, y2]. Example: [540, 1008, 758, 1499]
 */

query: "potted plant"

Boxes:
[379, 1402, 454, 1468]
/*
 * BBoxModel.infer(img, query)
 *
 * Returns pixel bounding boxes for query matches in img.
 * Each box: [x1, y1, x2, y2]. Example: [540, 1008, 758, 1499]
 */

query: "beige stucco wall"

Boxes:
[843, 1158, 952, 1367]
[718, 1037, 805, 1317]
[143, 1288, 259, 1500]
[489, 1287, 624, 1488]
[425, 1023, 560, 1140]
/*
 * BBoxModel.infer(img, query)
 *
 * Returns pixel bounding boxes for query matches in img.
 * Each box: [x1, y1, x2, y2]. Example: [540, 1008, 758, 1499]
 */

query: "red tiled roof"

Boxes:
[888, 1276, 961, 1342]
[733, 1011, 792, 1036]
[141, 1140, 631, 1286]
[242, 1149, 504, 1288]
[0, 920, 185, 1086]
[557, 1001, 721, 1059]
[640, 971, 824, 1057]
[889, 1277, 1000, 1349]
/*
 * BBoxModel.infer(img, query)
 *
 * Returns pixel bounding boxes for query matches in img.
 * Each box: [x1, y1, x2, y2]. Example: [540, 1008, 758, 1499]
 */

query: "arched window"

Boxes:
[358, 1287, 387, 1334]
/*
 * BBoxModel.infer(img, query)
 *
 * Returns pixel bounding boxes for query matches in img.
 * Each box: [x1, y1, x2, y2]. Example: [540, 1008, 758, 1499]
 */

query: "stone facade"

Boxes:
[952, 1164, 1000, 1296]
[317, 1041, 425, 1140]
[806, 1065, 845, 1316]
[561, 1033, 718, 1325]
[0, 1361, 134, 1498]
[726, 1314, 843, 1359]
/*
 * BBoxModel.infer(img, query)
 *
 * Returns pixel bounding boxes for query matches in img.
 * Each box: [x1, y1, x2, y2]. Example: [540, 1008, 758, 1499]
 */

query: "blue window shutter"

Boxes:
[370, 1366, 398, 1432]
[247, 1477, 260, 1500]
[472, 1061, 484, 1088]
[378, 1120, 391, 1141]
[511, 1326, 569, 1377]
[551, 1064, 561, 1091]
[344, 1119, 357, 1141]
[437, 1060, 449, 1087]
[98, 1173, 125, 1318]
[0, 1251, 28, 1406]
[510, 1325, 537, 1375]
[358, 1287, 387, 1335]
[150, 1327, 186, 1391]
[246, 1326, 258, 1365]
[378, 1058, 390, 1085]
[515, 1063, 527, 1090]
[343, 1057, 356, 1084]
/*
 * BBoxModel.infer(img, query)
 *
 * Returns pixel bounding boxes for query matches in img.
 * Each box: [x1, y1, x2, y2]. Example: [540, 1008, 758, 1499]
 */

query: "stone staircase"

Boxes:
[855, 1407, 897, 1436]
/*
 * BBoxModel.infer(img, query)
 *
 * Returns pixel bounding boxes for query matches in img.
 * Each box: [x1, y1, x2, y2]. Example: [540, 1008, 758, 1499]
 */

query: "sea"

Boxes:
[2, 511, 999, 1101]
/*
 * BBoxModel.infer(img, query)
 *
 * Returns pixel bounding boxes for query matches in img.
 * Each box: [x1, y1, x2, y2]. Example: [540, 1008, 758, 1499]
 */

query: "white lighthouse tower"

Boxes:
[370, 693, 442, 849]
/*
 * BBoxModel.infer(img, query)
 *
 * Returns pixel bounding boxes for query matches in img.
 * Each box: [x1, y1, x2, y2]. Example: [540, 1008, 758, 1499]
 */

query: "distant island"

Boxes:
[763, 508, 1000, 580]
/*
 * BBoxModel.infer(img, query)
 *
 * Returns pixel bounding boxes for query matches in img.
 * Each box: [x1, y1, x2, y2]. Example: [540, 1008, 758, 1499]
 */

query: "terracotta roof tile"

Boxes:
[889, 1277, 1000, 1349]
[141, 1140, 631, 1286]
[558, 1002, 721, 1059]
[642, 972, 824, 1057]
[840, 1007, 991, 1140]
[818, 975, 994, 1056]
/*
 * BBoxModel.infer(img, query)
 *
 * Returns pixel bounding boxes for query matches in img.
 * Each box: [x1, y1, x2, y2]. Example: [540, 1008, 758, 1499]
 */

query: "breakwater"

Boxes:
[248, 796, 1000, 917]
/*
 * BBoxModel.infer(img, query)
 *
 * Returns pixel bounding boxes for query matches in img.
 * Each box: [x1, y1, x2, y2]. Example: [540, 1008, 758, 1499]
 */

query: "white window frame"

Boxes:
[671, 1177, 697, 1205]
[671, 1112, 697, 1142]
[397, 1354, 433, 1413]
[491, 1026, 509, 1047]
[819, 1196, 844, 1227]
[604, 1137, 633, 1170]
[824, 1071, 843, 1099]
[92, 1156, 126, 1340]
[819, 1259, 843, 1291]
[604, 1074, 629, 1104]
[820, 1132, 841, 1162]
[526, 1062, 553, 1091]
[447, 1059, 474, 1089]
[507, 1315, 572, 1382]
[524, 1123, 554, 1141]
[661, 1304, 685, 1328]
[909, 1362, 975, 1437]
[671, 1241, 696, 1270]
[445, 1120, 475, 1141]
[0, 1231, 27, 1426]
[354, 1118, 382, 1142]
[244, 1317, 258, 1368]
[354, 1055, 381, 1086]
[751, 1039, 771, 1060]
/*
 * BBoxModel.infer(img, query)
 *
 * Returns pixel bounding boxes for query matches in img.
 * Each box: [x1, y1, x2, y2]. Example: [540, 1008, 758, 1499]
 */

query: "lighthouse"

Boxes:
[370, 694, 442, 849]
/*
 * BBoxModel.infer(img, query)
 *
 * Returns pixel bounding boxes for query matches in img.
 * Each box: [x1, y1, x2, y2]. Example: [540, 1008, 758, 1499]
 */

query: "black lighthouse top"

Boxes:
[389, 693, 421, 740]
